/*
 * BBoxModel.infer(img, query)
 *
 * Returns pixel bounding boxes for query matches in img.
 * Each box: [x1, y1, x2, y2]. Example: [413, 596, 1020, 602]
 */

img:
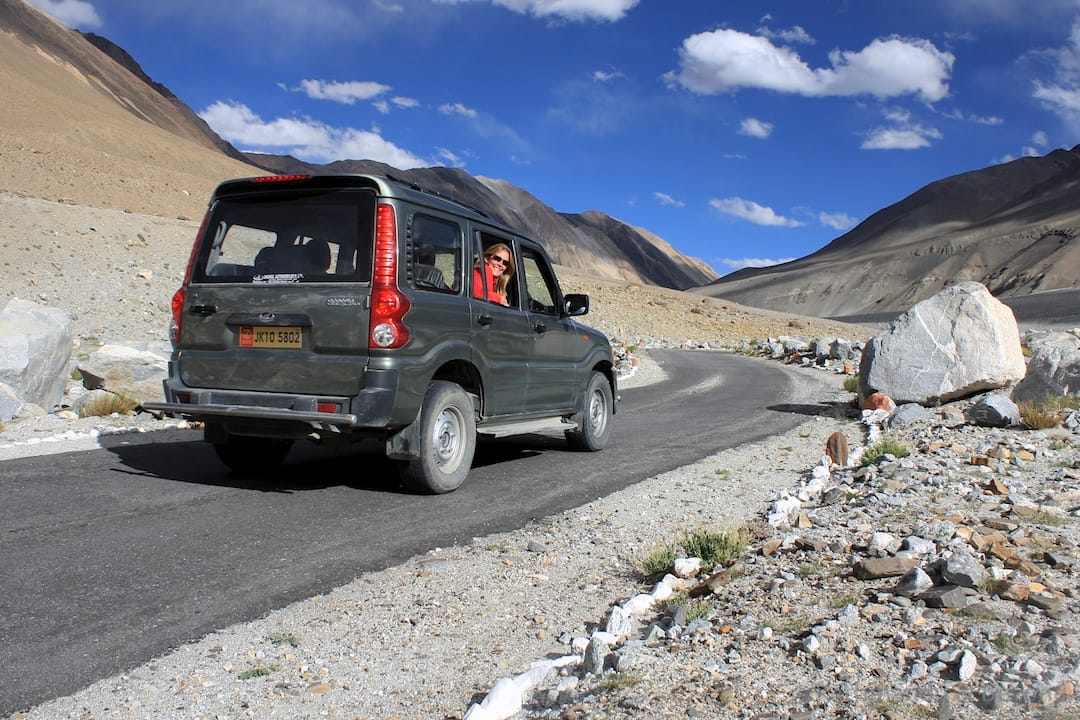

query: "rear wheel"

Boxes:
[212, 435, 293, 475]
[566, 371, 612, 451]
[399, 381, 476, 493]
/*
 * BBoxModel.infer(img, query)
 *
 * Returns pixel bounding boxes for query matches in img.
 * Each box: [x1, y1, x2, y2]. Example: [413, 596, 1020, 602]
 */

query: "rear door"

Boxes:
[176, 184, 375, 397]
[468, 228, 532, 417]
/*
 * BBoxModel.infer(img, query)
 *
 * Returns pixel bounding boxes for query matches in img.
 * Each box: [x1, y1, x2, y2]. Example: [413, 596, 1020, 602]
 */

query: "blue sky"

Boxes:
[28, 0, 1080, 276]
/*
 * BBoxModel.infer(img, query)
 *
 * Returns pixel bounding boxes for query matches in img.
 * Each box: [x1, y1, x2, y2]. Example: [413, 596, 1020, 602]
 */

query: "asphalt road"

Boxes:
[0, 350, 836, 716]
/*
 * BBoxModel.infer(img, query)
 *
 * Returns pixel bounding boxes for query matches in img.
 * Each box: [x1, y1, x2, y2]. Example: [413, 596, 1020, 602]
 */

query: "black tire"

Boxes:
[212, 435, 293, 475]
[399, 381, 477, 493]
[566, 371, 612, 451]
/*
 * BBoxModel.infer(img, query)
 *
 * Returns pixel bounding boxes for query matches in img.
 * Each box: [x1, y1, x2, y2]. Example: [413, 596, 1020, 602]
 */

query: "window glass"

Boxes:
[520, 249, 560, 315]
[410, 215, 462, 293]
[194, 189, 375, 283]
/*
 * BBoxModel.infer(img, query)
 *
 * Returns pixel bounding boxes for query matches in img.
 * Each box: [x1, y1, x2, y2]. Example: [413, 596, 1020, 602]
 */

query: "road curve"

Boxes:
[0, 350, 837, 716]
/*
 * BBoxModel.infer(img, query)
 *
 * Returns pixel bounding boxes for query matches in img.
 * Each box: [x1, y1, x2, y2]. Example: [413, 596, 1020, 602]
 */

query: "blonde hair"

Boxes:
[484, 242, 514, 297]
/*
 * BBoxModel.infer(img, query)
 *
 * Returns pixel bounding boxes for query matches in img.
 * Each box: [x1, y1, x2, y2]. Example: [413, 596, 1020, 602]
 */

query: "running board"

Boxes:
[477, 417, 576, 438]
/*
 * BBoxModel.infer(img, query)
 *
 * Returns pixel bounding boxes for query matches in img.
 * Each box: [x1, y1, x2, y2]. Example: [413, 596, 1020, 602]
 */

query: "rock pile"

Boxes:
[476, 401, 1079, 720]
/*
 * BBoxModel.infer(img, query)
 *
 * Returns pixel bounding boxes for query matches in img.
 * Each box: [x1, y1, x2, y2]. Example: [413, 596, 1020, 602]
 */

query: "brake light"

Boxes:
[369, 203, 410, 349]
[169, 210, 210, 345]
[252, 174, 310, 183]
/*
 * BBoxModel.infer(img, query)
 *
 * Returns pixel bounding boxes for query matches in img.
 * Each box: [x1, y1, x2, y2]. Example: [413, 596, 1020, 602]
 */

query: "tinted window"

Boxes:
[194, 188, 375, 283]
[409, 214, 462, 294]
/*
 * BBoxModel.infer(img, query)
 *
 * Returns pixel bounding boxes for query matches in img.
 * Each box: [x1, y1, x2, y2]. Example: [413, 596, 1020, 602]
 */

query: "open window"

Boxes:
[472, 231, 519, 307]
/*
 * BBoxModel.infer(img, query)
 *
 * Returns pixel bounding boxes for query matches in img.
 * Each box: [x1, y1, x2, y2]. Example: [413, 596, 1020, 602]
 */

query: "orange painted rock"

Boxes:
[861, 392, 896, 413]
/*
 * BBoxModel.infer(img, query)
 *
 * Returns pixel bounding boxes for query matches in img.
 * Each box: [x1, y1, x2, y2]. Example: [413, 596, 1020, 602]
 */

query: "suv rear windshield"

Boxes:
[192, 188, 376, 284]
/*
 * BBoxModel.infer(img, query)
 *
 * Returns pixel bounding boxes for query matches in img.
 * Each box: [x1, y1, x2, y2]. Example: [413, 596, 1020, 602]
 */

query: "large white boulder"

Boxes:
[858, 282, 1026, 405]
[0, 298, 73, 417]
[76, 343, 169, 403]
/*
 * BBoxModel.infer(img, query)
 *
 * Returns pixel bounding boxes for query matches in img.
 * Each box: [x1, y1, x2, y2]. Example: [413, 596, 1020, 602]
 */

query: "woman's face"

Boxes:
[486, 250, 511, 277]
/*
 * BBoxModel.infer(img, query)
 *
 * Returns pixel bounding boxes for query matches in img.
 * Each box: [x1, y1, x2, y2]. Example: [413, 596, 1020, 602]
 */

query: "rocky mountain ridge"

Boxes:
[699, 147, 1080, 318]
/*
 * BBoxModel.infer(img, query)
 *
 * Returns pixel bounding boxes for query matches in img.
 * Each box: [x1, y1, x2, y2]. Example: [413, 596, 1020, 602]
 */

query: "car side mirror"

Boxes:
[564, 293, 589, 317]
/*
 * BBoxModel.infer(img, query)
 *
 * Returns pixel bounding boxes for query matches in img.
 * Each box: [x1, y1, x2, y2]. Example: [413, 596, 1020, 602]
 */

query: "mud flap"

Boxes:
[385, 411, 422, 460]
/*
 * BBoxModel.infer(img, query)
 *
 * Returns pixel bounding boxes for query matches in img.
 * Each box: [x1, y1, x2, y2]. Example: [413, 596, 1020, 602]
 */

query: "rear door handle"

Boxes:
[477, 314, 493, 326]
[190, 304, 218, 316]
[533, 322, 547, 333]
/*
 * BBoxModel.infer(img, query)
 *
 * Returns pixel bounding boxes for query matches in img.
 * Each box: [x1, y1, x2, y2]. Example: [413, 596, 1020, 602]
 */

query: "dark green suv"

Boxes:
[144, 174, 615, 492]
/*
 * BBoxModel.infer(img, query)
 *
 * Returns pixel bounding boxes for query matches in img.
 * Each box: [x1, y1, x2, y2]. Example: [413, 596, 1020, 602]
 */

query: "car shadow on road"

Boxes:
[97, 430, 548, 494]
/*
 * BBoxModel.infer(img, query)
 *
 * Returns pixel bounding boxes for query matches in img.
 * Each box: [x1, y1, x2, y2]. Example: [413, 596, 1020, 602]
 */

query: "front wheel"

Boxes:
[399, 381, 477, 493]
[212, 435, 293, 475]
[566, 371, 612, 451]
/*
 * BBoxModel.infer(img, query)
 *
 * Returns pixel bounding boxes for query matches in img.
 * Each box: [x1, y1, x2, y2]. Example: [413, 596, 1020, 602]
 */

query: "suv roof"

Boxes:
[214, 173, 513, 234]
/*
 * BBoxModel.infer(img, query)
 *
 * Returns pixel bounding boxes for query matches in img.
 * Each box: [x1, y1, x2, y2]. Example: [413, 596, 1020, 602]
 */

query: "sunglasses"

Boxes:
[487, 255, 510, 266]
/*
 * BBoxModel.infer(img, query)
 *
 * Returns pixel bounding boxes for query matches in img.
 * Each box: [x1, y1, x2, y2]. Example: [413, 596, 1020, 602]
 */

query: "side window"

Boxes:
[409, 214, 462, 294]
[520, 249, 560, 315]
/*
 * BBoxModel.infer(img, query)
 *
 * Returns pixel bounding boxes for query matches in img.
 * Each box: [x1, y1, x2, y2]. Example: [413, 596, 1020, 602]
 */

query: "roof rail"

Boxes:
[386, 173, 491, 219]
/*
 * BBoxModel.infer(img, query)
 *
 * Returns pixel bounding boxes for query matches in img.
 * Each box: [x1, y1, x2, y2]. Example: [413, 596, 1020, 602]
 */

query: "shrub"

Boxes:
[1019, 394, 1080, 430]
[237, 665, 277, 680]
[600, 673, 641, 691]
[860, 436, 911, 466]
[680, 526, 749, 569]
[634, 543, 678, 578]
[267, 631, 300, 648]
[77, 392, 139, 418]
[634, 526, 749, 578]
[841, 376, 858, 393]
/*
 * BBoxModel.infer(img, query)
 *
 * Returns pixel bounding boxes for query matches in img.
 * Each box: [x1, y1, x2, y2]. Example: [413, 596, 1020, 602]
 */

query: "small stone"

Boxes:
[853, 557, 919, 580]
[957, 650, 977, 681]
[894, 566, 934, 597]
[919, 585, 972, 609]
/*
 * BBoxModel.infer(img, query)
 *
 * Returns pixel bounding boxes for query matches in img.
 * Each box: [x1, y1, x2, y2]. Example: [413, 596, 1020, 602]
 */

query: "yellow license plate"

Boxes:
[239, 326, 303, 348]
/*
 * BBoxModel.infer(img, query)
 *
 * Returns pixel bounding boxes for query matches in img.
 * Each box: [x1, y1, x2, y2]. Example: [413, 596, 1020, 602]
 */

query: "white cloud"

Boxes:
[862, 125, 943, 149]
[25, 0, 101, 28]
[439, 102, 479, 118]
[738, 117, 773, 138]
[819, 211, 859, 231]
[718, 257, 797, 270]
[653, 192, 685, 207]
[298, 79, 391, 105]
[487, 0, 639, 22]
[199, 100, 427, 168]
[710, 197, 803, 227]
[436, 147, 466, 167]
[1032, 130, 1049, 146]
[392, 96, 420, 109]
[666, 29, 953, 103]
[593, 69, 624, 82]
[1032, 21, 1080, 131]
[757, 23, 814, 45]
[968, 114, 1004, 125]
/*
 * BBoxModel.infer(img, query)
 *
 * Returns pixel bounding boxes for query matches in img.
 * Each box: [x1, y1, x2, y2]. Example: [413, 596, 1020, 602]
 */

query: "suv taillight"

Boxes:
[169, 210, 210, 345]
[369, 203, 411, 349]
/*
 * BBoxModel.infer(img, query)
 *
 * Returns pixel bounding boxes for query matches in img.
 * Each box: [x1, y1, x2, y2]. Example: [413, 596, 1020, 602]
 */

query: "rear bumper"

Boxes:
[142, 367, 399, 438]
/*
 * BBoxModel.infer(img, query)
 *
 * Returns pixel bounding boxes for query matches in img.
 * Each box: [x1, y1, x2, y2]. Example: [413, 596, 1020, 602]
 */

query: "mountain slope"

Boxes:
[696, 147, 1080, 317]
[0, 0, 260, 219]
